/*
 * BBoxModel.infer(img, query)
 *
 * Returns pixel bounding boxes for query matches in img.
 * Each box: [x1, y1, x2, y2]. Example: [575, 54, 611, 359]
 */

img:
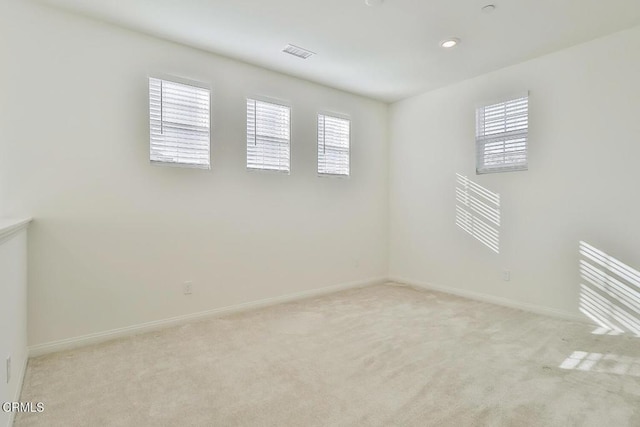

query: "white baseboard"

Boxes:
[28, 275, 589, 358]
[28, 276, 386, 357]
[389, 276, 586, 323]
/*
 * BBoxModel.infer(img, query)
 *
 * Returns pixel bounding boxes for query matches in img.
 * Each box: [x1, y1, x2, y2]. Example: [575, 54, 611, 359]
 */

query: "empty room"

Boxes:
[1, 0, 640, 425]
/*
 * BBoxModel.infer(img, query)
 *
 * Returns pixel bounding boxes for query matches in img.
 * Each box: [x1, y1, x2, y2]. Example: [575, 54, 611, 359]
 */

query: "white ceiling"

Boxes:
[38, 0, 640, 102]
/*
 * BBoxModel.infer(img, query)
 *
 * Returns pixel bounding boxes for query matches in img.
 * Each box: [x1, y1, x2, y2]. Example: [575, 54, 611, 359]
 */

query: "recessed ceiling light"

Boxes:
[365, 0, 384, 6]
[481, 4, 496, 13]
[440, 38, 460, 49]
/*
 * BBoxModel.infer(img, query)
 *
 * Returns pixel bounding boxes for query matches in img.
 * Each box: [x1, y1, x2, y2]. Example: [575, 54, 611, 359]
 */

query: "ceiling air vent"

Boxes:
[282, 44, 315, 59]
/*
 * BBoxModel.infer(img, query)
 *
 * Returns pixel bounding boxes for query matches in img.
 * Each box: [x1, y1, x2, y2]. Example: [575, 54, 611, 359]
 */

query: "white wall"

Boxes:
[390, 26, 640, 318]
[0, 227, 28, 427]
[0, 1, 388, 347]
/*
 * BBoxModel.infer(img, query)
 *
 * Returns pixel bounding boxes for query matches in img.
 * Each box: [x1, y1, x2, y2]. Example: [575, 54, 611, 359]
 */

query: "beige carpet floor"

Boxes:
[15, 283, 640, 426]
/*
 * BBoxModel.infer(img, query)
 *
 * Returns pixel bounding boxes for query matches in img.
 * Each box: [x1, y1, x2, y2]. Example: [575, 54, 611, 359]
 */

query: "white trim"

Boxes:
[0, 218, 32, 244]
[28, 276, 386, 357]
[245, 94, 292, 109]
[317, 109, 350, 122]
[475, 90, 530, 110]
[246, 165, 291, 176]
[148, 73, 211, 91]
[149, 160, 212, 170]
[389, 276, 587, 323]
[27, 275, 595, 358]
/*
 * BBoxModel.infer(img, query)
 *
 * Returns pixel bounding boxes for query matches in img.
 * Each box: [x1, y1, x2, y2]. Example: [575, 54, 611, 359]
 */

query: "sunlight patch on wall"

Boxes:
[455, 173, 500, 253]
[579, 241, 640, 337]
[559, 351, 640, 377]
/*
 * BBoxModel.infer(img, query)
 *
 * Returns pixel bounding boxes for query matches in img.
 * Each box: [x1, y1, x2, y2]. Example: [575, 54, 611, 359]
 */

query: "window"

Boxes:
[476, 93, 528, 174]
[318, 114, 350, 176]
[149, 77, 210, 168]
[246, 98, 290, 173]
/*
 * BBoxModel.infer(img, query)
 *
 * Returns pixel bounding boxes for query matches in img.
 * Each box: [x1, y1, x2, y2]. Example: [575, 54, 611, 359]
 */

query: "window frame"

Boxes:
[475, 92, 529, 175]
[245, 95, 292, 174]
[148, 74, 212, 170]
[317, 111, 351, 178]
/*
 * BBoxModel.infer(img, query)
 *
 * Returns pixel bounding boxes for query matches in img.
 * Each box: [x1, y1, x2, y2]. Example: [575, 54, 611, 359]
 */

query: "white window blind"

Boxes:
[246, 98, 290, 172]
[318, 114, 350, 176]
[476, 94, 528, 174]
[149, 77, 210, 168]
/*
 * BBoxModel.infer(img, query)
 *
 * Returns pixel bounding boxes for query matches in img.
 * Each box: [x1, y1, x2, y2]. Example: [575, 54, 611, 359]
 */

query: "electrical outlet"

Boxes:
[6, 356, 11, 384]
[502, 270, 511, 281]
[183, 281, 193, 295]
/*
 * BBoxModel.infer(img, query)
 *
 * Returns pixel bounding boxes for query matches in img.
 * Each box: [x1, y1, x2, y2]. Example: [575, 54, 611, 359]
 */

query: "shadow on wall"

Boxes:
[579, 241, 640, 337]
[455, 173, 500, 254]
